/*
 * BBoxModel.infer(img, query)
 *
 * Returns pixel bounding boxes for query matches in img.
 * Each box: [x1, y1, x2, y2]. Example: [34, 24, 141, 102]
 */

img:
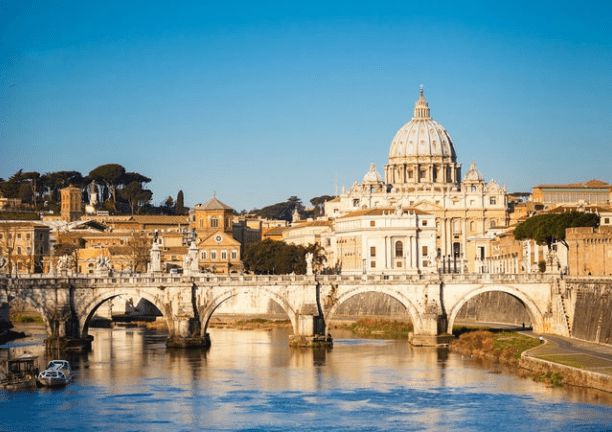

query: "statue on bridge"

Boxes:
[305, 252, 314, 276]
[95, 255, 112, 276]
[56, 255, 75, 275]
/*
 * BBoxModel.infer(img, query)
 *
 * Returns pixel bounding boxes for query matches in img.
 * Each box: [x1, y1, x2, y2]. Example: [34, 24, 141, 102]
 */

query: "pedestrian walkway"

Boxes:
[525, 333, 612, 376]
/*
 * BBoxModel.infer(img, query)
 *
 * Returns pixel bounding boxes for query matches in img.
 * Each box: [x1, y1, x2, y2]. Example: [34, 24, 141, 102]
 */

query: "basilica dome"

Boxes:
[388, 88, 456, 160]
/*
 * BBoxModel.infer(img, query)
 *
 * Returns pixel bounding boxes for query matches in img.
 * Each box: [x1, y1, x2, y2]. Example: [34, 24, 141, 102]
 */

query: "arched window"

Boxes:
[490, 219, 496, 228]
[395, 241, 403, 258]
[470, 221, 475, 232]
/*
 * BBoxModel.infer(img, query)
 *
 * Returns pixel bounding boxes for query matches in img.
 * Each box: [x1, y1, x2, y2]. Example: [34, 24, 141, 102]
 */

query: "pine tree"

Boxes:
[176, 190, 185, 215]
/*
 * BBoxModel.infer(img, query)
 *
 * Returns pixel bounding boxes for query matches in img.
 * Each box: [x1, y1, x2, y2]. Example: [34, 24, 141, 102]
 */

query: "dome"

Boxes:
[388, 87, 456, 161]
[363, 163, 383, 184]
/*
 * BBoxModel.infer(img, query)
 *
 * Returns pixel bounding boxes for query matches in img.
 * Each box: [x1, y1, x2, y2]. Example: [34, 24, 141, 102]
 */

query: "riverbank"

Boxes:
[450, 330, 612, 393]
[330, 318, 412, 339]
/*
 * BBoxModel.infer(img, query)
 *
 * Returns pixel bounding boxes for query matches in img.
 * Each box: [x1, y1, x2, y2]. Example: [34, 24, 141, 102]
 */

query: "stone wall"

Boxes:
[334, 292, 409, 318]
[566, 279, 611, 344]
[456, 291, 532, 326]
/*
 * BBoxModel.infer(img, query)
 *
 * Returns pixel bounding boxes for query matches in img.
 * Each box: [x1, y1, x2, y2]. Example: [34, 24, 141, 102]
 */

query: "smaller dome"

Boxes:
[363, 163, 383, 184]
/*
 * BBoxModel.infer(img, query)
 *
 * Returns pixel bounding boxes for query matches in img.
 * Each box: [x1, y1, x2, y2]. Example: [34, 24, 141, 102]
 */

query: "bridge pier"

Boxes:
[288, 314, 332, 348]
[166, 316, 209, 349]
[408, 312, 454, 347]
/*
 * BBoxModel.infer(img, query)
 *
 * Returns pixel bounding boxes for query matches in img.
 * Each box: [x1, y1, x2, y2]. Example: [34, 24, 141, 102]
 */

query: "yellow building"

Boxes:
[566, 226, 612, 276]
[531, 180, 611, 205]
[189, 196, 242, 274]
[0, 221, 50, 274]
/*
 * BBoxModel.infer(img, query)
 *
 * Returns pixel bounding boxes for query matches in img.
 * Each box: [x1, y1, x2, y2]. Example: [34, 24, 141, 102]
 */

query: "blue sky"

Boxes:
[1, 1, 611, 210]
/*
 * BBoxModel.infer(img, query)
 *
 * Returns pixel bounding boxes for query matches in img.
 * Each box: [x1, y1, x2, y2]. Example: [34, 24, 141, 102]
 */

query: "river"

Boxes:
[1, 324, 611, 431]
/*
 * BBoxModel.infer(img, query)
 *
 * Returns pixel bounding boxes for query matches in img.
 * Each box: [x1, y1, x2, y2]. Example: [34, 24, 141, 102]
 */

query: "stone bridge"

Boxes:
[0, 273, 570, 348]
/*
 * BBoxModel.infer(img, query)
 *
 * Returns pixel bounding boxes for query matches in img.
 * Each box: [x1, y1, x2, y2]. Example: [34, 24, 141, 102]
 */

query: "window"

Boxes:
[17, 247, 21, 255]
[211, 217, 219, 228]
[202, 251, 208, 260]
[369, 220, 376, 227]
[470, 221, 475, 232]
[353, 199, 360, 207]
[471, 185, 477, 192]
[422, 220, 428, 226]
[396, 261, 402, 268]
[408, 170, 413, 179]
[221, 250, 227, 260]
[422, 246, 428, 256]
[370, 246, 376, 257]
[17, 233, 21, 239]
[395, 241, 403, 258]
[490, 220, 496, 228]
[489, 197, 497, 205]
[604, 218, 610, 224]
[231, 251, 237, 260]
[211, 250, 217, 260]
[26, 233, 31, 240]
[199, 219, 203, 228]
[370, 261, 376, 268]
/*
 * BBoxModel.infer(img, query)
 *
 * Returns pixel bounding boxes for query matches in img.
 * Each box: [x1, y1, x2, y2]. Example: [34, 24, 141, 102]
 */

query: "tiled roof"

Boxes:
[198, 197, 233, 211]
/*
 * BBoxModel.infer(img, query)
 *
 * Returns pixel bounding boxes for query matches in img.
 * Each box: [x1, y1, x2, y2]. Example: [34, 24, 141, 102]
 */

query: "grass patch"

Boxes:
[451, 330, 540, 364]
[534, 371, 564, 387]
[336, 318, 413, 339]
[9, 312, 44, 324]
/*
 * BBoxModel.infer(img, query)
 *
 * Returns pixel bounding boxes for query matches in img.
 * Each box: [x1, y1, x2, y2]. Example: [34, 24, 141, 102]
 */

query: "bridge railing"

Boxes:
[0, 271, 563, 288]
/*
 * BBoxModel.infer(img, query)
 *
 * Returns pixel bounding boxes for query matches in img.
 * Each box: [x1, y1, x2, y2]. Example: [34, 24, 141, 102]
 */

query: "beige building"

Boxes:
[323, 207, 437, 275]
[0, 221, 50, 274]
[60, 186, 83, 221]
[566, 226, 612, 276]
[324, 88, 509, 272]
[189, 196, 242, 274]
[531, 180, 611, 205]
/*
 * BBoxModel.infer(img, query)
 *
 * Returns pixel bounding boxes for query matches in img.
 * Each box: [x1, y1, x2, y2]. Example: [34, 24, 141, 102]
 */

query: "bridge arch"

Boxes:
[325, 285, 424, 333]
[446, 285, 545, 334]
[78, 289, 170, 339]
[5, 291, 54, 336]
[200, 286, 298, 337]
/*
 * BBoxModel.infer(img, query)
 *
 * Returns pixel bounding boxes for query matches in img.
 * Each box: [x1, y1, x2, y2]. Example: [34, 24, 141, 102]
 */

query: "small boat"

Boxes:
[46, 360, 71, 377]
[37, 369, 69, 388]
[0, 354, 39, 390]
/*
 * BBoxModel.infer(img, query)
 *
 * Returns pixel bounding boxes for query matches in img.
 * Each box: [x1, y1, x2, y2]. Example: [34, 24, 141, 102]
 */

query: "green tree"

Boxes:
[120, 182, 153, 215]
[514, 211, 600, 249]
[310, 195, 335, 217]
[88, 164, 127, 208]
[176, 190, 186, 215]
[306, 242, 327, 274]
[252, 196, 305, 221]
[242, 239, 307, 274]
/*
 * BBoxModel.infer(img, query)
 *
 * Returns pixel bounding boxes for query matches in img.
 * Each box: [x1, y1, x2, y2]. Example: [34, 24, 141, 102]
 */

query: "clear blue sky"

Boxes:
[1, 1, 611, 210]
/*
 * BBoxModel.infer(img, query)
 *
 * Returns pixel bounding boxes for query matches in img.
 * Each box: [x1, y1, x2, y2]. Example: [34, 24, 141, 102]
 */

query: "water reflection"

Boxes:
[1, 324, 611, 431]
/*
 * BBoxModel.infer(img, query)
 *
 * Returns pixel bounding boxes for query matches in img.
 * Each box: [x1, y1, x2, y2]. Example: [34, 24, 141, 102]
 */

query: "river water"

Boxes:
[1, 325, 611, 431]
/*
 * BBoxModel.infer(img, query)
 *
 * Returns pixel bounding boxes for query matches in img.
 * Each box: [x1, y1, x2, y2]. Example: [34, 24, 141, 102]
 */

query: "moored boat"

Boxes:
[37, 369, 69, 388]
[46, 360, 71, 377]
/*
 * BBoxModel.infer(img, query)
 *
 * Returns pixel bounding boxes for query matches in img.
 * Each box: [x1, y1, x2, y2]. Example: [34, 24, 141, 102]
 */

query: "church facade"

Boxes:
[324, 88, 509, 273]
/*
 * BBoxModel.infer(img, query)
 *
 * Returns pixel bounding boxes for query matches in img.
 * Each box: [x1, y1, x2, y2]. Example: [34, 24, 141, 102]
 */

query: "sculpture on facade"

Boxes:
[56, 255, 75, 273]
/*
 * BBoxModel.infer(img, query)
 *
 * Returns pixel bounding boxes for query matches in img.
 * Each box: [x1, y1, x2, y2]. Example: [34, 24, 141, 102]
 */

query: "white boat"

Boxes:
[37, 369, 69, 388]
[46, 360, 71, 377]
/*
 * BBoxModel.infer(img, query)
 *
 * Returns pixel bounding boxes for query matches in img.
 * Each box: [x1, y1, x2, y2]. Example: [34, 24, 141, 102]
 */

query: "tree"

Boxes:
[310, 195, 335, 217]
[306, 242, 327, 274]
[88, 164, 127, 208]
[242, 239, 307, 274]
[127, 231, 150, 272]
[252, 196, 305, 221]
[514, 212, 600, 249]
[176, 190, 186, 215]
[120, 181, 153, 215]
[42, 171, 85, 203]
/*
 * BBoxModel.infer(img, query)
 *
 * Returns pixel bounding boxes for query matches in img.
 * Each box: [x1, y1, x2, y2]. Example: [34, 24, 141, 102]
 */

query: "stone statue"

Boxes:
[187, 241, 199, 274]
[57, 255, 74, 273]
[95, 255, 112, 275]
[305, 252, 314, 276]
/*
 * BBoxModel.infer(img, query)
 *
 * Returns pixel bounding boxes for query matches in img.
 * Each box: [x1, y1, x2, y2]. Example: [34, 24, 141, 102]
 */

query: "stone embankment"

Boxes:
[564, 278, 611, 345]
